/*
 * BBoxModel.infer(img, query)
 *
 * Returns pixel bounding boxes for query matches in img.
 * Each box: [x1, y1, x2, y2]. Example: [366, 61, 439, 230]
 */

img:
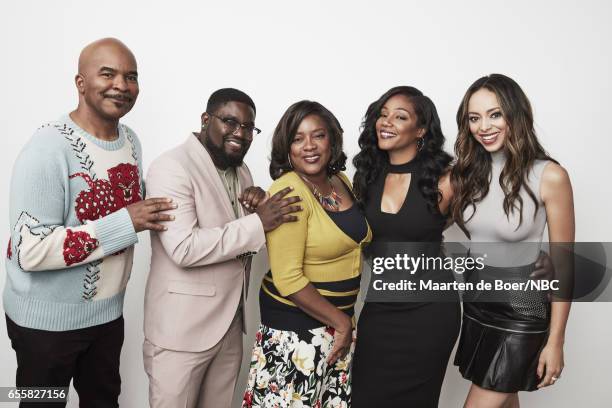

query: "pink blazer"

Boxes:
[143, 134, 265, 352]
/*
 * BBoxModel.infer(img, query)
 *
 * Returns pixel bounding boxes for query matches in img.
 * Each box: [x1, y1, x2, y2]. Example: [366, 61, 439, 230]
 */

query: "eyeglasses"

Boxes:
[207, 113, 261, 136]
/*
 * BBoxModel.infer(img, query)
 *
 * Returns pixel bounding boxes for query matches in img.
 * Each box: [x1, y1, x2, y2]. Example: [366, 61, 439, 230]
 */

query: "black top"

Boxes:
[362, 157, 454, 304]
[325, 204, 368, 243]
[364, 157, 445, 243]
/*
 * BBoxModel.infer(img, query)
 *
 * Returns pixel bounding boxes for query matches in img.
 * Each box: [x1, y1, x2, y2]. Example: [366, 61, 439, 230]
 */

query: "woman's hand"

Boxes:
[531, 251, 555, 301]
[327, 315, 353, 365]
[537, 341, 564, 388]
[240, 186, 269, 213]
[531, 251, 555, 280]
[286, 285, 355, 366]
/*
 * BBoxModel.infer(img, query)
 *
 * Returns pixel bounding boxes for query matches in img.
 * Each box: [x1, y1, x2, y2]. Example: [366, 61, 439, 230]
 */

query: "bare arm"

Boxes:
[537, 162, 575, 388]
[288, 285, 353, 364]
[438, 171, 460, 231]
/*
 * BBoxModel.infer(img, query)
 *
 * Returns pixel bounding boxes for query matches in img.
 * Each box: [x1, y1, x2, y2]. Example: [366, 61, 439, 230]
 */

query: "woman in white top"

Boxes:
[450, 74, 574, 407]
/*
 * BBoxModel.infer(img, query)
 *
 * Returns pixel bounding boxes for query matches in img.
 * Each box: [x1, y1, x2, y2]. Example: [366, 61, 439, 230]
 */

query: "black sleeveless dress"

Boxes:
[352, 158, 461, 408]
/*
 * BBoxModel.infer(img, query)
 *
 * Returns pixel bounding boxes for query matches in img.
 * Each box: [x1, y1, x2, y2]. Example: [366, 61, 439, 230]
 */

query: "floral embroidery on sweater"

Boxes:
[63, 229, 99, 266]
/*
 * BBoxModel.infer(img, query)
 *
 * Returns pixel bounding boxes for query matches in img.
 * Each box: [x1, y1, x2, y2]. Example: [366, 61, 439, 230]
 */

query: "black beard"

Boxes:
[204, 135, 244, 168]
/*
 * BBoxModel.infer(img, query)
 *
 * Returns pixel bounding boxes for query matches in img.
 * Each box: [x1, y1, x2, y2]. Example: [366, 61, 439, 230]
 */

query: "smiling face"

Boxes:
[376, 94, 424, 156]
[76, 40, 139, 121]
[289, 114, 332, 180]
[467, 88, 508, 152]
[203, 101, 255, 168]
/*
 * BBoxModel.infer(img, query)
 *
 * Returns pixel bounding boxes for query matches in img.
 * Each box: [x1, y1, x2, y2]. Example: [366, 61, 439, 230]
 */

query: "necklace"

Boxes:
[300, 175, 342, 211]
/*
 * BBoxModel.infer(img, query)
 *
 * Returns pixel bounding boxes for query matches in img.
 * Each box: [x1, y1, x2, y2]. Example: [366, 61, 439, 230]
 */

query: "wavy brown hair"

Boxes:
[269, 100, 347, 180]
[450, 74, 555, 237]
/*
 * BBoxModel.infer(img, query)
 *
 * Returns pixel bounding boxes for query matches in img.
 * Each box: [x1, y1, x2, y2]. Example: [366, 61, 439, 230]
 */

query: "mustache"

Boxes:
[103, 93, 133, 102]
[223, 136, 250, 147]
[202, 127, 250, 149]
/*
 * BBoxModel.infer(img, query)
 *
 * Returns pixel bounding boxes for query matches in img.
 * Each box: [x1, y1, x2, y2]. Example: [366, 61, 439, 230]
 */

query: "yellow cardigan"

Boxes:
[265, 171, 372, 300]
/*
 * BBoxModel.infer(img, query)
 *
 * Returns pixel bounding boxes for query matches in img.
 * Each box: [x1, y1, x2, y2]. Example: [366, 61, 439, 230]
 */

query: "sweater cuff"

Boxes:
[93, 208, 138, 255]
[276, 276, 310, 297]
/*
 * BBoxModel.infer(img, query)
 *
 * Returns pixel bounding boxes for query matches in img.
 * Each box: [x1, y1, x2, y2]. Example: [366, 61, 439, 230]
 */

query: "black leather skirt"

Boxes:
[454, 264, 551, 392]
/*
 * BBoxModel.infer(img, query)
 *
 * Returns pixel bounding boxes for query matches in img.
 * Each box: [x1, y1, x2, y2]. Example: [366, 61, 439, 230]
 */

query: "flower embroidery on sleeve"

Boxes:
[63, 229, 99, 266]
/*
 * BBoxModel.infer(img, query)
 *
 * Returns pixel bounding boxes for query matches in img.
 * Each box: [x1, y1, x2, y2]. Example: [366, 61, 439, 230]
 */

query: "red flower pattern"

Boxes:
[70, 163, 141, 224]
[63, 229, 99, 266]
[269, 382, 279, 393]
[243, 390, 253, 407]
[7, 238, 12, 260]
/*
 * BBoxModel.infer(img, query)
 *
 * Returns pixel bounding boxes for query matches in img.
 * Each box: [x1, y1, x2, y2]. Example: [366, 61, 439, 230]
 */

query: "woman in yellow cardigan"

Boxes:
[242, 101, 371, 408]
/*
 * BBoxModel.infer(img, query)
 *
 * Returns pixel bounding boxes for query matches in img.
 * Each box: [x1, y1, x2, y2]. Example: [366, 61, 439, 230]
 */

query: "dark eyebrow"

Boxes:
[99, 67, 138, 77]
[468, 107, 501, 116]
[295, 127, 326, 136]
[382, 105, 411, 114]
[220, 115, 255, 126]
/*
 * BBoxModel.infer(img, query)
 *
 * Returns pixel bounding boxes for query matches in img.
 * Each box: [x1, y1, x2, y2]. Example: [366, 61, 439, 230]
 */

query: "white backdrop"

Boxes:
[1, 1, 611, 406]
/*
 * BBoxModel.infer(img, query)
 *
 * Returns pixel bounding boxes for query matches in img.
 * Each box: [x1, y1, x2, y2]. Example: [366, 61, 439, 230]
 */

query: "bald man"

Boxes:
[4, 38, 173, 407]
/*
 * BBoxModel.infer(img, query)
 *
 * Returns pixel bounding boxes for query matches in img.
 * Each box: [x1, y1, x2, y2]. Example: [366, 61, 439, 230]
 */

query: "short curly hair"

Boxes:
[269, 100, 347, 180]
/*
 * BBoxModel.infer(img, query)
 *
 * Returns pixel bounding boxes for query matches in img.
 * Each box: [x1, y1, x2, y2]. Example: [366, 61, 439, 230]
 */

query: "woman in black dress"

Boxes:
[351, 86, 460, 407]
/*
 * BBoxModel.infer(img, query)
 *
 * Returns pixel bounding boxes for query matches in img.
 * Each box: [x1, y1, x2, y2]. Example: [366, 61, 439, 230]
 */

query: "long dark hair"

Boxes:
[269, 100, 347, 180]
[450, 74, 555, 237]
[352, 86, 452, 214]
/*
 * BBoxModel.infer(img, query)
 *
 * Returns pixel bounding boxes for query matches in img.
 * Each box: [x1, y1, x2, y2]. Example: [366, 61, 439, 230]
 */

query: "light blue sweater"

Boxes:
[3, 115, 143, 331]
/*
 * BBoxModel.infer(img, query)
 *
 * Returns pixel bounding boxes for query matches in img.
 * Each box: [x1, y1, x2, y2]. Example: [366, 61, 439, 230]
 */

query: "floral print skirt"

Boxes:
[242, 323, 354, 408]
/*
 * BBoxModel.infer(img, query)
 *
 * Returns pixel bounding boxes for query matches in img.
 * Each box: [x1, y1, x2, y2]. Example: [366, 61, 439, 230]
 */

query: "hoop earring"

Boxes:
[287, 153, 293, 169]
[416, 137, 424, 152]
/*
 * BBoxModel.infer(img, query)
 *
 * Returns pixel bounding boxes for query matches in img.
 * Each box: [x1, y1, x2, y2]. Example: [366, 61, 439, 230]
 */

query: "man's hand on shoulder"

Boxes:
[127, 198, 177, 232]
[240, 186, 269, 213]
[255, 186, 302, 232]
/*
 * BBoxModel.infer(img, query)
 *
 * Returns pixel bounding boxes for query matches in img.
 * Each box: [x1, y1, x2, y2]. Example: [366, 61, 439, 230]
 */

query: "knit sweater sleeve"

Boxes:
[9, 138, 138, 272]
[266, 173, 311, 297]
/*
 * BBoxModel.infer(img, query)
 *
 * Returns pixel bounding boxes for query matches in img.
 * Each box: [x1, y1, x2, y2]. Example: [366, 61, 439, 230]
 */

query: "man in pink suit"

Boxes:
[143, 88, 300, 408]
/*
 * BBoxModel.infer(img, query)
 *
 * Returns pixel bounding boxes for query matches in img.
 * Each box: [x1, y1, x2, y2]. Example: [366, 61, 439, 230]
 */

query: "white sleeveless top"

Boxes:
[464, 151, 551, 266]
